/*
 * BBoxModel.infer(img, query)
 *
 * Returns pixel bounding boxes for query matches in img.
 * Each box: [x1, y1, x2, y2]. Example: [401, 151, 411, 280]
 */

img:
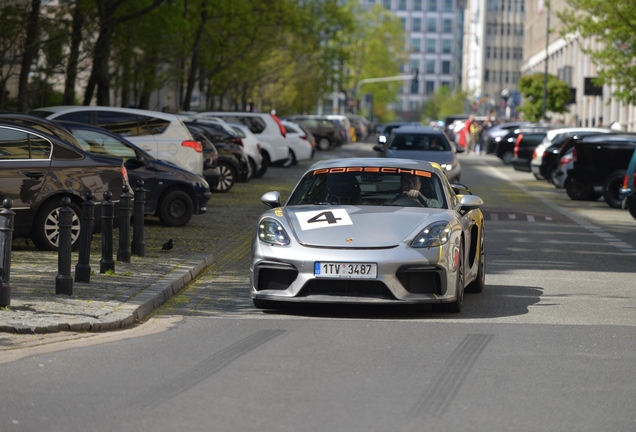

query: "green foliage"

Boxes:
[557, 0, 636, 105]
[422, 86, 468, 122]
[517, 73, 571, 122]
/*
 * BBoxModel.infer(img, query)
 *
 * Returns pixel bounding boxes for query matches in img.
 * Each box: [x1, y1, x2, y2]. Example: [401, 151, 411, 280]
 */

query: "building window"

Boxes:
[396, 100, 404, 111]
[401, 17, 406, 29]
[443, 19, 452, 33]
[427, 17, 437, 32]
[414, 0, 422, 10]
[383, 0, 392, 9]
[484, 69, 490, 82]
[398, 0, 407, 10]
[500, 24, 504, 35]
[505, 71, 509, 83]
[493, 47, 497, 59]
[428, 0, 438, 11]
[442, 39, 452, 53]
[486, 46, 491, 58]
[426, 81, 435, 94]
[507, 23, 511, 35]
[410, 58, 420, 72]
[521, 0, 524, 11]
[411, 80, 419, 94]
[443, 0, 453, 11]
[442, 60, 450, 74]
[506, 48, 510, 59]
[426, 59, 435, 73]
[426, 38, 436, 53]
[409, 100, 420, 111]
[411, 38, 421, 53]
[413, 18, 422, 32]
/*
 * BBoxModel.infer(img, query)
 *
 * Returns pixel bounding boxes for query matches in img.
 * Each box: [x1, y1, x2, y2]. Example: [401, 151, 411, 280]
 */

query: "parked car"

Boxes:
[325, 115, 354, 143]
[377, 122, 411, 144]
[530, 128, 610, 181]
[250, 158, 485, 312]
[496, 125, 556, 165]
[0, 122, 129, 251]
[183, 116, 265, 179]
[511, 130, 552, 174]
[619, 149, 636, 218]
[59, 122, 211, 227]
[284, 116, 346, 150]
[566, 133, 636, 207]
[29, 106, 204, 175]
[281, 120, 314, 164]
[482, 121, 530, 155]
[193, 111, 292, 168]
[185, 124, 250, 193]
[373, 125, 461, 182]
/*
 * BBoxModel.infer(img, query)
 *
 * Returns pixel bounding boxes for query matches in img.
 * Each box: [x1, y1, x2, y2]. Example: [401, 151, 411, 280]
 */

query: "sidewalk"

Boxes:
[0, 246, 214, 334]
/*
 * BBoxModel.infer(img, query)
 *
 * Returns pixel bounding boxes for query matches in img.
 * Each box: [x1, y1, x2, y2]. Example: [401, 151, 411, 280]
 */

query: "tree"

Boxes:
[557, 0, 636, 105]
[422, 85, 468, 122]
[18, 0, 41, 112]
[0, 4, 26, 110]
[517, 73, 571, 122]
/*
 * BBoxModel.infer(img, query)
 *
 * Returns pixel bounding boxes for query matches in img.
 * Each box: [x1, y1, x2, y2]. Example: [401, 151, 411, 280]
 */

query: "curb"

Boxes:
[0, 252, 215, 335]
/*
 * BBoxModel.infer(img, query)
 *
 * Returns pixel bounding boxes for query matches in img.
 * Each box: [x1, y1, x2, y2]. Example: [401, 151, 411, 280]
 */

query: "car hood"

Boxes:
[383, 150, 456, 165]
[282, 205, 443, 248]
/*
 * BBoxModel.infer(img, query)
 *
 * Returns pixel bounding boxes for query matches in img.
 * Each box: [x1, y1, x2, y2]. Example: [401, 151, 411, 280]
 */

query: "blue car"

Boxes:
[619, 148, 636, 219]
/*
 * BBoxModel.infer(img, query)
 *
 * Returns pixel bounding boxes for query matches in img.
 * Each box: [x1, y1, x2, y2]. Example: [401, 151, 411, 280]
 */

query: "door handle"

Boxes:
[23, 171, 45, 179]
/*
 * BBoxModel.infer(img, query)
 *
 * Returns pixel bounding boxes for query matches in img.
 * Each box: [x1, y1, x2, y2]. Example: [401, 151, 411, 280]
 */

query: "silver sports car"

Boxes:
[250, 158, 485, 313]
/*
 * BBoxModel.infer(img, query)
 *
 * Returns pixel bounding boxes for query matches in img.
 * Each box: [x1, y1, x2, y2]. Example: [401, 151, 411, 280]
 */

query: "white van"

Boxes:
[194, 112, 291, 167]
[31, 106, 204, 175]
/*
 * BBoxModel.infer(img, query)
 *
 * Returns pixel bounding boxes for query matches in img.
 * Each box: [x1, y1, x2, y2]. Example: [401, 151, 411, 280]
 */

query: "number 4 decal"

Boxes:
[307, 211, 341, 224]
[296, 209, 353, 230]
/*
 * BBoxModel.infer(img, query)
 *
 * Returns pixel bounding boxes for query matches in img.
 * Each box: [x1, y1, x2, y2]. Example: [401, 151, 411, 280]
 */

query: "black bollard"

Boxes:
[0, 199, 15, 307]
[131, 180, 146, 257]
[117, 185, 132, 263]
[56, 197, 73, 295]
[100, 191, 115, 274]
[75, 192, 95, 283]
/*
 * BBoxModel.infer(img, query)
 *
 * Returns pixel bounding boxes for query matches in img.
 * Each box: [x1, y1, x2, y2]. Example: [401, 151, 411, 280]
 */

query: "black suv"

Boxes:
[0, 122, 129, 251]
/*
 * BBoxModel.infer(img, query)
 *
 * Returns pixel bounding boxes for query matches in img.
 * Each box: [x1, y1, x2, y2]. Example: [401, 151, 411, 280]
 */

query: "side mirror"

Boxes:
[261, 191, 282, 209]
[373, 144, 383, 152]
[459, 194, 483, 214]
[451, 183, 472, 195]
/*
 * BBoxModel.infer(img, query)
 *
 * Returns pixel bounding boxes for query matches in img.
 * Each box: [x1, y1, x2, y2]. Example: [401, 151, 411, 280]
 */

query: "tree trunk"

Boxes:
[63, 1, 85, 105]
[183, 1, 208, 111]
[17, 0, 41, 112]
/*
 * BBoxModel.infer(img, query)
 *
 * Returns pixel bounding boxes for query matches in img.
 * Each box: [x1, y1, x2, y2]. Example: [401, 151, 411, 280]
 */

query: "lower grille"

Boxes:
[300, 279, 395, 299]
[397, 268, 443, 295]
[256, 266, 298, 291]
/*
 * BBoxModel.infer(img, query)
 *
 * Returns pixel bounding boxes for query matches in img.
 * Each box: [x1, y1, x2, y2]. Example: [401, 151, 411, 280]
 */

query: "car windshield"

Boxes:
[287, 168, 446, 209]
[387, 133, 450, 151]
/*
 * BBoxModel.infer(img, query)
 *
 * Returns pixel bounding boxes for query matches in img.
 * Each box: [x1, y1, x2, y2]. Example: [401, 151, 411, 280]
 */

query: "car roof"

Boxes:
[579, 133, 636, 143]
[33, 105, 182, 120]
[391, 125, 443, 134]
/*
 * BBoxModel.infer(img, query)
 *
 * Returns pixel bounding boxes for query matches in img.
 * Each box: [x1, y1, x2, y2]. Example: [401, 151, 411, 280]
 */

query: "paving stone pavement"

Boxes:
[0, 247, 214, 334]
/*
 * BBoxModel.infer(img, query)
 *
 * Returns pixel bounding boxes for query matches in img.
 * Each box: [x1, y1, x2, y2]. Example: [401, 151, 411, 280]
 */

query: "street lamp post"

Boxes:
[542, 6, 550, 120]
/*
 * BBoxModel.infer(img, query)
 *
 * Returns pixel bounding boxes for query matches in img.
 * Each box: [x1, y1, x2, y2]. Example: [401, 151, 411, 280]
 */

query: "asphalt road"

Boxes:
[1, 144, 635, 432]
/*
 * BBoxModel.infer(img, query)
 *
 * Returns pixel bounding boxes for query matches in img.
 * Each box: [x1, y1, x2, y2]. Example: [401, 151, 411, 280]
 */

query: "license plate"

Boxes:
[314, 262, 377, 279]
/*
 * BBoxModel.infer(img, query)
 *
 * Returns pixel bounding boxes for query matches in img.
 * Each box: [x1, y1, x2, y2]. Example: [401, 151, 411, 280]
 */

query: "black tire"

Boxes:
[212, 162, 236, 193]
[566, 177, 598, 201]
[548, 165, 558, 185]
[252, 298, 280, 309]
[281, 150, 294, 168]
[157, 190, 194, 226]
[533, 173, 544, 180]
[252, 153, 269, 179]
[602, 170, 626, 209]
[433, 244, 464, 313]
[627, 194, 636, 219]
[290, 149, 298, 165]
[502, 151, 514, 165]
[317, 137, 331, 151]
[465, 228, 485, 294]
[31, 198, 82, 252]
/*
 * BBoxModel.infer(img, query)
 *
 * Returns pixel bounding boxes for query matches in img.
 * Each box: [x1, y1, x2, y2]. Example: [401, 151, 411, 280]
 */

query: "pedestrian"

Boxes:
[464, 115, 475, 154]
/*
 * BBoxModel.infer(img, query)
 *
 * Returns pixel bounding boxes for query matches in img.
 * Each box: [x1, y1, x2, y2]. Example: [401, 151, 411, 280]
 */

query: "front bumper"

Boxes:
[250, 240, 460, 305]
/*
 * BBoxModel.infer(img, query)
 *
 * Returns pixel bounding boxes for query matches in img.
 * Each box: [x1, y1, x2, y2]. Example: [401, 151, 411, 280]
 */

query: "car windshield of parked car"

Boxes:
[287, 168, 446, 209]
[387, 133, 450, 151]
[69, 128, 137, 159]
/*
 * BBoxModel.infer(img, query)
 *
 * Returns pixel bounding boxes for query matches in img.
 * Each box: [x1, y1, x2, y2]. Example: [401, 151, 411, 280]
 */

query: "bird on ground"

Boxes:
[162, 239, 173, 252]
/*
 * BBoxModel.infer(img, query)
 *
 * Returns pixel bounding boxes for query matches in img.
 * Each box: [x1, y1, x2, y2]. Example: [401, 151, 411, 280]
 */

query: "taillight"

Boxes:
[271, 114, 286, 137]
[182, 140, 202, 152]
[559, 155, 572, 165]
[572, 147, 577, 162]
[256, 143, 262, 154]
[300, 134, 308, 141]
[532, 149, 538, 160]
[230, 137, 243, 146]
[121, 166, 129, 184]
[514, 134, 523, 157]
[623, 175, 630, 189]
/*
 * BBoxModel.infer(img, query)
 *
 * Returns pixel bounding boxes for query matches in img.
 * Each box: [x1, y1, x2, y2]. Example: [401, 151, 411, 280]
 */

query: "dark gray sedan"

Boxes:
[373, 125, 462, 183]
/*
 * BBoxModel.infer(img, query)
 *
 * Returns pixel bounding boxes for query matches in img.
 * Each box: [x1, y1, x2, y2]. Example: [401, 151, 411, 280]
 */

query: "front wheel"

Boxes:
[317, 138, 331, 151]
[566, 177, 599, 201]
[502, 151, 514, 165]
[433, 244, 464, 313]
[157, 190, 194, 226]
[465, 228, 485, 293]
[602, 170, 626, 208]
[252, 153, 269, 179]
[31, 198, 82, 251]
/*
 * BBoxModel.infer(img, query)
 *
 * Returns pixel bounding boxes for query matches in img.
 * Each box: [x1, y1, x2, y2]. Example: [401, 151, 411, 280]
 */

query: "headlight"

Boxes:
[441, 164, 453, 171]
[258, 218, 290, 246]
[411, 221, 451, 248]
[379, 135, 387, 143]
